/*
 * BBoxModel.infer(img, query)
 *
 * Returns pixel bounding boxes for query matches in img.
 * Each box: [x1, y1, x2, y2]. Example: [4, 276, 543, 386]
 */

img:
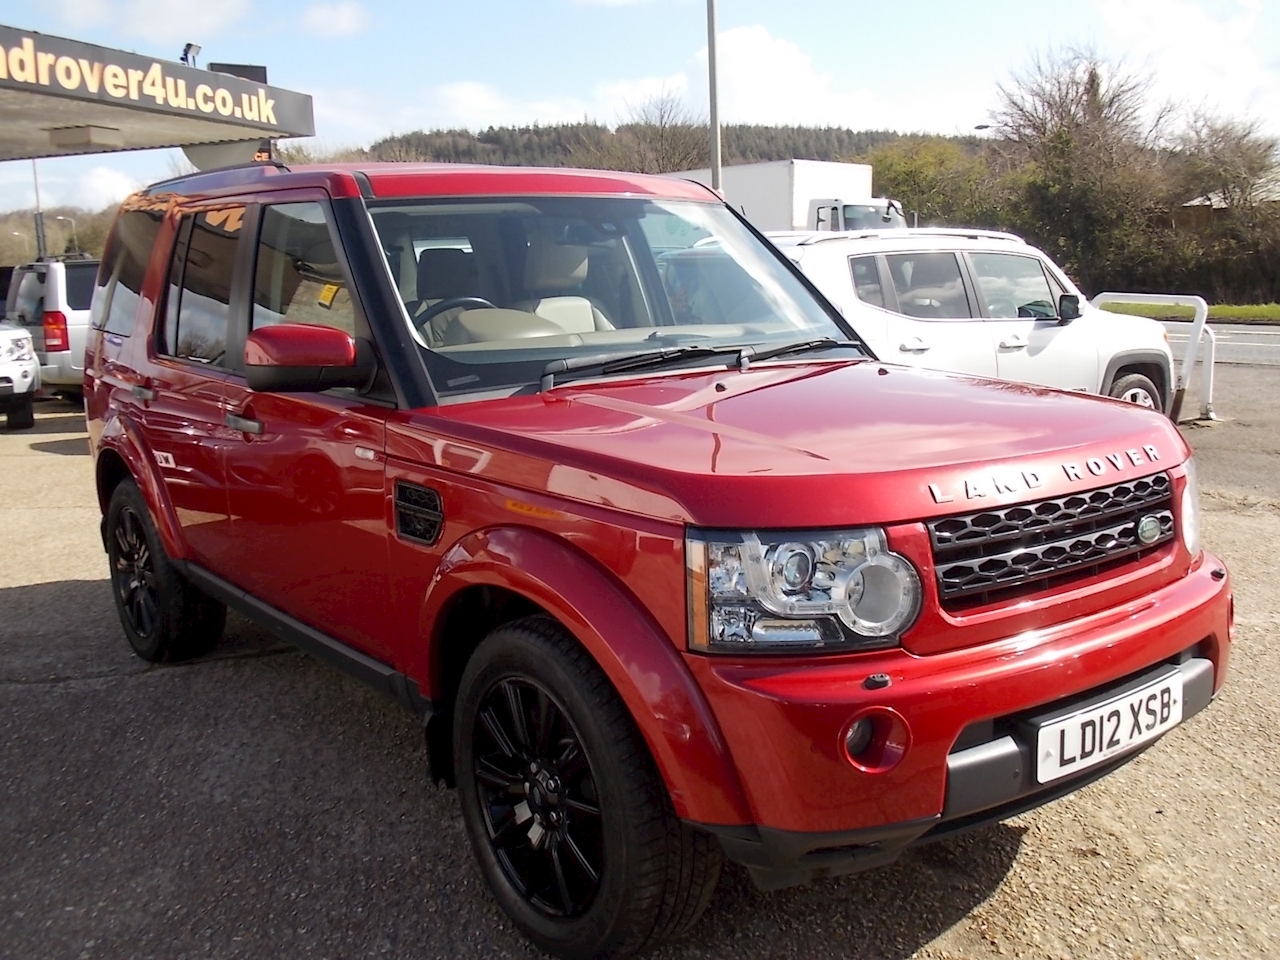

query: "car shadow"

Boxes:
[29, 436, 89, 455]
[1, 576, 1023, 960]
[655, 826, 1024, 959]
[25, 408, 87, 436]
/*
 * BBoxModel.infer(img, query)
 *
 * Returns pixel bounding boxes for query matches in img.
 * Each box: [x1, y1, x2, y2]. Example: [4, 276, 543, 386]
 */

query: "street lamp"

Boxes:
[11, 230, 31, 258]
[706, 0, 721, 191]
[55, 215, 78, 253]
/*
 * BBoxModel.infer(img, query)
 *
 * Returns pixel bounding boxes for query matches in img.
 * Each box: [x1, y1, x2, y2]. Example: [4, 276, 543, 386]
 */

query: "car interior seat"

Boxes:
[898, 255, 969, 319]
[408, 248, 481, 345]
[514, 235, 613, 333]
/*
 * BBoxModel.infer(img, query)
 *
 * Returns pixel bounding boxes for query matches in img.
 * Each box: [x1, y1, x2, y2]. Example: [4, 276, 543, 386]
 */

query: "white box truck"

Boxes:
[663, 158, 905, 232]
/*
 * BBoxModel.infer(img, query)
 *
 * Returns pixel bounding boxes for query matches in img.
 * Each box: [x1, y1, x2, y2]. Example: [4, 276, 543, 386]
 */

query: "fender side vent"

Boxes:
[395, 481, 443, 546]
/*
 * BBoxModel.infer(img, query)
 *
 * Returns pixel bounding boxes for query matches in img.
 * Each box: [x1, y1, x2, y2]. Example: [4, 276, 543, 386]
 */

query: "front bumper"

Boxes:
[0, 359, 39, 408]
[686, 553, 1232, 889]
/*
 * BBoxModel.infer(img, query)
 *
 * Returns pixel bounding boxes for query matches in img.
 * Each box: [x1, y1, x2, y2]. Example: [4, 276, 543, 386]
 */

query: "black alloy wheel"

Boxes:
[112, 503, 160, 641]
[105, 479, 226, 662]
[454, 618, 723, 960]
[472, 676, 604, 919]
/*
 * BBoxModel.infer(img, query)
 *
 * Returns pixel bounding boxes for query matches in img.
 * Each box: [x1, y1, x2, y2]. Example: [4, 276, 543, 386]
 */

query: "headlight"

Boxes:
[1180, 458, 1201, 559]
[1, 335, 34, 362]
[687, 528, 921, 654]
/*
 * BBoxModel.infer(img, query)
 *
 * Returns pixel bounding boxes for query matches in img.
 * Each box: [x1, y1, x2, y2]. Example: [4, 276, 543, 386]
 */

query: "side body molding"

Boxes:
[95, 411, 187, 560]
[418, 526, 753, 826]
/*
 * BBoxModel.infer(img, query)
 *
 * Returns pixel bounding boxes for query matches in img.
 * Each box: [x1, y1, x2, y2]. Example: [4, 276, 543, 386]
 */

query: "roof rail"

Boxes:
[143, 159, 291, 196]
[774, 227, 1027, 246]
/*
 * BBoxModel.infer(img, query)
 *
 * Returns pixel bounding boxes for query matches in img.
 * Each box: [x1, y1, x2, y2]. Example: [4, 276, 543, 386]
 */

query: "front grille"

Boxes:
[928, 472, 1174, 610]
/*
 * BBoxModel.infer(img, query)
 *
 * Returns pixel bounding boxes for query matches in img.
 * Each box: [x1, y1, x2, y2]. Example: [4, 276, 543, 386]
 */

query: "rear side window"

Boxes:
[884, 252, 972, 320]
[848, 255, 885, 308]
[10, 269, 45, 324]
[64, 263, 98, 311]
[969, 253, 1058, 319]
[160, 208, 243, 366]
[252, 202, 356, 335]
[93, 209, 165, 337]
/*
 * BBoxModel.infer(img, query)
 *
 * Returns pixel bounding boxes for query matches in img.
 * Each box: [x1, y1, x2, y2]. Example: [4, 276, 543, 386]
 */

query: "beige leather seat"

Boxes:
[408, 248, 480, 344]
[515, 237, 612, 333]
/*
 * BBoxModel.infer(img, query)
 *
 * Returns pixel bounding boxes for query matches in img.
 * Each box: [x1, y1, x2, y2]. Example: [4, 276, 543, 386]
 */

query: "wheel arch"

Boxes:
[1102, 350, 1173, 413]
[94, 416, 186, 560]
[415, 525, 753, 826]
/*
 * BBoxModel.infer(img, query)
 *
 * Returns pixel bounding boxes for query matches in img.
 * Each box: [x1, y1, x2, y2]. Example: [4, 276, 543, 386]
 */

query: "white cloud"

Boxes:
[49, 0, 251, 44]
[0, 161, 142, 213]
[1095, 0, 1280, 133]
[45, 0, 112, 30]
[67, 165, 144, 209]
[302, 2, 371, 38]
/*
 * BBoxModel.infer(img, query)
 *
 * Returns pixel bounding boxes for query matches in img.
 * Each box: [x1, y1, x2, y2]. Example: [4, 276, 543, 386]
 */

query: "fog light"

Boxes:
[844, 718, 874, 757]
[841, 708, 910, 773]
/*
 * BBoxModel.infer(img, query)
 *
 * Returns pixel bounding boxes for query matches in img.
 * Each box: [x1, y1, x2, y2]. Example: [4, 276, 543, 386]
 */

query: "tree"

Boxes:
[990, 48, 1179, 294]
[857, 137, 1000, 227]
[573, 92, 708, 174]
[1175, 112, 1279, 216]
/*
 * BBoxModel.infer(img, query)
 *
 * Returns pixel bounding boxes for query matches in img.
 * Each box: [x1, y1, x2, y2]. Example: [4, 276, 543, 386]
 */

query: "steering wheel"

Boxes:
[418, 297, 497, 325]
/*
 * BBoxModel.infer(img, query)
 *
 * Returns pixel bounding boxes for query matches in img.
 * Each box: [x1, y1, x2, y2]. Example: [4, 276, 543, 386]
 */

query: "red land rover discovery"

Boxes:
[86, 163, 1233, 960]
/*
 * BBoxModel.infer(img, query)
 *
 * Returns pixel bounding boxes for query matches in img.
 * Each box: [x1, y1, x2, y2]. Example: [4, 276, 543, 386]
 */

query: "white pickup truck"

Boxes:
[771, 228, 1174, 412]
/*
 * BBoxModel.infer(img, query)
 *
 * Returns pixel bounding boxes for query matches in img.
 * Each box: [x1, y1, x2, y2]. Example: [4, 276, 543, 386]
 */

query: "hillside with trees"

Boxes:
[6, 49, 1278, 303]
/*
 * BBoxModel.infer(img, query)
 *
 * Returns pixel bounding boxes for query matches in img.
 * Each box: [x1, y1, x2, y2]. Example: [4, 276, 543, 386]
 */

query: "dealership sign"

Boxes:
[0, 25, 314, 138]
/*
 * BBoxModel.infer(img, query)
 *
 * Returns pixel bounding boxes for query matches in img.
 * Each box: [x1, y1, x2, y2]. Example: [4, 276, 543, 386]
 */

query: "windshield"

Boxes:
[843, 203, 906, 230]
[368, 197, 855, 396]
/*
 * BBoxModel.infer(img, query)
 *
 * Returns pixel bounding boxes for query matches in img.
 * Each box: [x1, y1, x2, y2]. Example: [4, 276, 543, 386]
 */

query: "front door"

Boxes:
[220, 199, 394, 661]
[967, 251, 1099, 393]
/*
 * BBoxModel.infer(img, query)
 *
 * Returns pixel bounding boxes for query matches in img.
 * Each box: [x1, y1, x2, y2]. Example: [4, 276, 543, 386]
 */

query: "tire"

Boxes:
[453, 617, 722, 960]
[1108, 372, 1163, 414]
[5, 398, 35, 430]
[106, 479, 226, 662]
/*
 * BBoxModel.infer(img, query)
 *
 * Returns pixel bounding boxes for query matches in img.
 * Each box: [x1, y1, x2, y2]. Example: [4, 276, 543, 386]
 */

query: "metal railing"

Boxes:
[1091, 293, 1216, 422]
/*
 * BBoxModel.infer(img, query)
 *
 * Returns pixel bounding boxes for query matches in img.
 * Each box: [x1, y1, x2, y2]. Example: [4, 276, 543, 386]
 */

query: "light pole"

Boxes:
[55, 215, 78, 253]
[11, 230, 31, 259]
[706, 0, 721, 191]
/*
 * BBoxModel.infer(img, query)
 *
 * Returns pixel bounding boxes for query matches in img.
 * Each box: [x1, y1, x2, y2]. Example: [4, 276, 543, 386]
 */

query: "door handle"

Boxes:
[999, 334, 1029, 350]
[898, 337, 930, 353]
[225, 412, 263, 435]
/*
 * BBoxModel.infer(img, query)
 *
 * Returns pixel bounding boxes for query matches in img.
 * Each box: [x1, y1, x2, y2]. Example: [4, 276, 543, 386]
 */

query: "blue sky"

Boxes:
[1, 0, 1278, 212]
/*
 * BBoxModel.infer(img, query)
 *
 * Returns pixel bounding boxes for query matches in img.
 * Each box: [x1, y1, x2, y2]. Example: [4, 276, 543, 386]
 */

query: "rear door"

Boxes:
[8, 266, 46, 357]
[140, 206, 246, 568]
[219, 196, 395, 662]
[62, 261, 100, 383]
[873, 251, 998, 377]
[967, 251, 1099, 392]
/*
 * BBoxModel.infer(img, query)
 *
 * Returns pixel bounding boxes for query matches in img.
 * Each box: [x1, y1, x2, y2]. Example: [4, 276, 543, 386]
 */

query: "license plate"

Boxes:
[1035, 670, 1183, 783]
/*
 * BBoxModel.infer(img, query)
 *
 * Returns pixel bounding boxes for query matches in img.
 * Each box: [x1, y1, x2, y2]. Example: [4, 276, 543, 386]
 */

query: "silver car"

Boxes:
[5, 258, 100, 402]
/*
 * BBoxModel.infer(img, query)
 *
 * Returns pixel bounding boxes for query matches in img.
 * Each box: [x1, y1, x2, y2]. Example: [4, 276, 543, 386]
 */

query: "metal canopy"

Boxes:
[0, 25, 314, 161]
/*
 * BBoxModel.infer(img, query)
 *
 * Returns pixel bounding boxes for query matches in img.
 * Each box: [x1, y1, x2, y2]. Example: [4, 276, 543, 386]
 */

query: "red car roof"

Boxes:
[144, 161, 722, 203]
[344, 163, 722, 201]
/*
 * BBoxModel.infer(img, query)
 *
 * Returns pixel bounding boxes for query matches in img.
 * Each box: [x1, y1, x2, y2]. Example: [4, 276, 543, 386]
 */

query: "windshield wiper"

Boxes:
[737, 338, 865, 368]
[541, 345, 741, 391]
[539, 339, 866, 391]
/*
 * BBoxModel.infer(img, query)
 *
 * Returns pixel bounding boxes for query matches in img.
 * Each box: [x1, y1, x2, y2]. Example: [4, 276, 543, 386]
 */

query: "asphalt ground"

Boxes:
[2, 366, 1278, 960]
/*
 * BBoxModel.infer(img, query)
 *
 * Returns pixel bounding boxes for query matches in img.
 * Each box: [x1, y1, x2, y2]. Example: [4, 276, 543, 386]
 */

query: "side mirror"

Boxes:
[1058, 294, 1081, 323]
[245, 323, 375, 393]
